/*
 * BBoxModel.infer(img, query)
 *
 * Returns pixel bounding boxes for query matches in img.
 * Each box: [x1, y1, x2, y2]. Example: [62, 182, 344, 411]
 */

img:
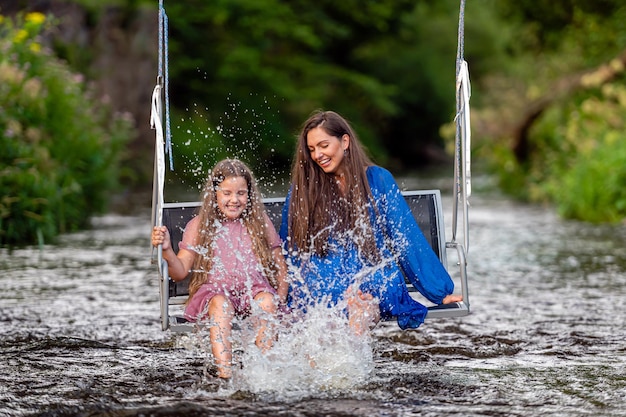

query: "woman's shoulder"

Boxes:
[366, 164, 394, 177]
[366, 164, 386, 174]
[366, 165, 397, 189]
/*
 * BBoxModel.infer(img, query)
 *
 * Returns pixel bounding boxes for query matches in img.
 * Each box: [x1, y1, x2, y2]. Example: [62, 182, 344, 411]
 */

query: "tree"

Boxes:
[0, 12, 133, 246]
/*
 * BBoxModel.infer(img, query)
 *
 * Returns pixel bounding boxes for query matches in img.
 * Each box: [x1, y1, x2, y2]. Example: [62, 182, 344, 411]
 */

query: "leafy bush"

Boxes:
[489, 81, 626, 224]
[474, 3, 626, 223]
[0, 12, 134, 246]
[542, 84, 626, 223]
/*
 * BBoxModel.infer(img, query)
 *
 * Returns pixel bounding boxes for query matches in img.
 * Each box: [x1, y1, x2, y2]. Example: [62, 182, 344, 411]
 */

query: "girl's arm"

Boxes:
[263, 210, 289, 304]
[151, 226, 196, 281]
[272, 246, 289, 305]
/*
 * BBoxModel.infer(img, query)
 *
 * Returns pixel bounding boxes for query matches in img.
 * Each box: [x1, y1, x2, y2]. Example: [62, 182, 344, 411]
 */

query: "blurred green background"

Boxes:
[1, 0, 625, 246]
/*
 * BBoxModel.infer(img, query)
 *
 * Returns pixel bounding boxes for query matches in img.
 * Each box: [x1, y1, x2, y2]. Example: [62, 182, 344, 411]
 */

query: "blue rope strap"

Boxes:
[158, 1, 174, 171]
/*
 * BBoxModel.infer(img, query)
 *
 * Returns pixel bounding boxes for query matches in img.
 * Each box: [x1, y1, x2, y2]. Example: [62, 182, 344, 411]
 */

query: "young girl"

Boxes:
[152, 159, 288, 379]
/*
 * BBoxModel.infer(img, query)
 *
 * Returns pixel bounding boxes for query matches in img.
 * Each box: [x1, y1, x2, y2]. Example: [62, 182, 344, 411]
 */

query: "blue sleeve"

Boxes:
[367, 166, 454, 304]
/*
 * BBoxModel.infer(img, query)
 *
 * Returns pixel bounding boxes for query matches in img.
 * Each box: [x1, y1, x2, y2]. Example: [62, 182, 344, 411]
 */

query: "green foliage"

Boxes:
[476, 1, 626, 223]
[169, 95, 290, 195]
[487, 80, 626, 224]
[0, 12, 133, 246]
[495, 0, 625, 53]
[539, 84, 626, 223]
[159, 0, 504, 183]
[164, 0, 405, 170]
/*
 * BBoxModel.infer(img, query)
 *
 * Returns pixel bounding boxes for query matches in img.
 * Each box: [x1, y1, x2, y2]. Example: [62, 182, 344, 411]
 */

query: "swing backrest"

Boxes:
[162, 190, 446, 292]
[159, 189, 467, 331]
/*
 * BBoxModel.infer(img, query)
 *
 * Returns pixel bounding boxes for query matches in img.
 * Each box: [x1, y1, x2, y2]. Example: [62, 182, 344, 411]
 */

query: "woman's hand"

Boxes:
[442, 294, 463, 304]
[346, 287, 380, 336]
[151, 226, 171, 251]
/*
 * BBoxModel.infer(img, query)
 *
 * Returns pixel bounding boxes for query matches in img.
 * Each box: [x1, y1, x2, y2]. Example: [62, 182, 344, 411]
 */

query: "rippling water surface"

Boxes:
[1, 189, 625, 417]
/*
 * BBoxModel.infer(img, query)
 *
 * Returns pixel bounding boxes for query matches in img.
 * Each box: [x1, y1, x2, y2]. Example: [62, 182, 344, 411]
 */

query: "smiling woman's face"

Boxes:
[306, 126, 349, 176]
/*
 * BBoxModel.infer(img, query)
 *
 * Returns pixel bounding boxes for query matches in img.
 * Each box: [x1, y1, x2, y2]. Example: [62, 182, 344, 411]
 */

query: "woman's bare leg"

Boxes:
[207, 295, 235, 378]
[252, 291, 277, 352]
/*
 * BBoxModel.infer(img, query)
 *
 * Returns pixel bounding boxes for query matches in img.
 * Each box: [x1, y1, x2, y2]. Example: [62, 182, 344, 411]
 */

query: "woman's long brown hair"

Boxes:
[187, 159, 278, 302]
[286, 110, 380, 263]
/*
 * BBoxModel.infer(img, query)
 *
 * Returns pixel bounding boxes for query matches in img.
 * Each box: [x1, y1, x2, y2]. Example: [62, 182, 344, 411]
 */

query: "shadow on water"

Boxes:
[1, 186, 625, 417]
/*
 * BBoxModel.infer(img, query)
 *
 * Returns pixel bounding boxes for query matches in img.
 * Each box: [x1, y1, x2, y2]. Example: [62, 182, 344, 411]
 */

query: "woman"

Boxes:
[279, 110, 461, 334]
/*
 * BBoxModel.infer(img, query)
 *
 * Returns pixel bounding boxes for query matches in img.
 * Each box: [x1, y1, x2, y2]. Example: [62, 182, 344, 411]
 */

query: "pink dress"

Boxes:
[181, 213, 280, 321]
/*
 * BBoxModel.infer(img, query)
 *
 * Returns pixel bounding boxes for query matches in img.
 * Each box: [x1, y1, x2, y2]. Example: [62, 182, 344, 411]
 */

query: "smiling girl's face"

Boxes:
[216, 176, 248, 220]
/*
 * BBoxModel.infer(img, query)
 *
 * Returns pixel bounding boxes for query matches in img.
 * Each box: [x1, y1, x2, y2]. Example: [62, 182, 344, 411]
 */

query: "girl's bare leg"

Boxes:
[207, 295, 235, 379]
[252, 292, 277, 352]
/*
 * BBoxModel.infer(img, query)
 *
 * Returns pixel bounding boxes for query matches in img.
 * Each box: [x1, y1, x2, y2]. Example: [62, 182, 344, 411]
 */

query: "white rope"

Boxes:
[451, 0, 471, 254]
[151, 0, 168, 239]
[457, 60, 471, 198]
[151, 84, 165, 228]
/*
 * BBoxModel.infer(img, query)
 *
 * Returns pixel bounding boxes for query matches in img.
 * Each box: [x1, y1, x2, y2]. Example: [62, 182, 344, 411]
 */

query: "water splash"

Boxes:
[171, 93, 288, 199]
[237, 301, 375, 397]
[177, 299, 375, 399]
[177, 215, 376, 398]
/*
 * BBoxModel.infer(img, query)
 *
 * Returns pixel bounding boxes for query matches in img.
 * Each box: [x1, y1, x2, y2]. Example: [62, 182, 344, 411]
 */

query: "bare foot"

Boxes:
[203, 362, 232, 380]
[442, 294, 463, 304]
[216, 364, 232, 379]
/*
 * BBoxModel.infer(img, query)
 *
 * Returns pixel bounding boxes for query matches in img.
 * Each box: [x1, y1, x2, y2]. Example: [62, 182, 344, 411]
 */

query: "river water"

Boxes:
[1, 182, 625, 417]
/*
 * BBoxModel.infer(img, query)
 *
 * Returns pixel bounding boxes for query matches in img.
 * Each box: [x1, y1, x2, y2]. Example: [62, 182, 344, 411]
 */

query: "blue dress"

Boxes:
[279, 166, 454, 329]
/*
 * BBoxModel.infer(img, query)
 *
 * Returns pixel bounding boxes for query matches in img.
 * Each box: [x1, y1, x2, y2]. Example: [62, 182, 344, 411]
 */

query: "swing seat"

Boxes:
[157, 189, 469, 332]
